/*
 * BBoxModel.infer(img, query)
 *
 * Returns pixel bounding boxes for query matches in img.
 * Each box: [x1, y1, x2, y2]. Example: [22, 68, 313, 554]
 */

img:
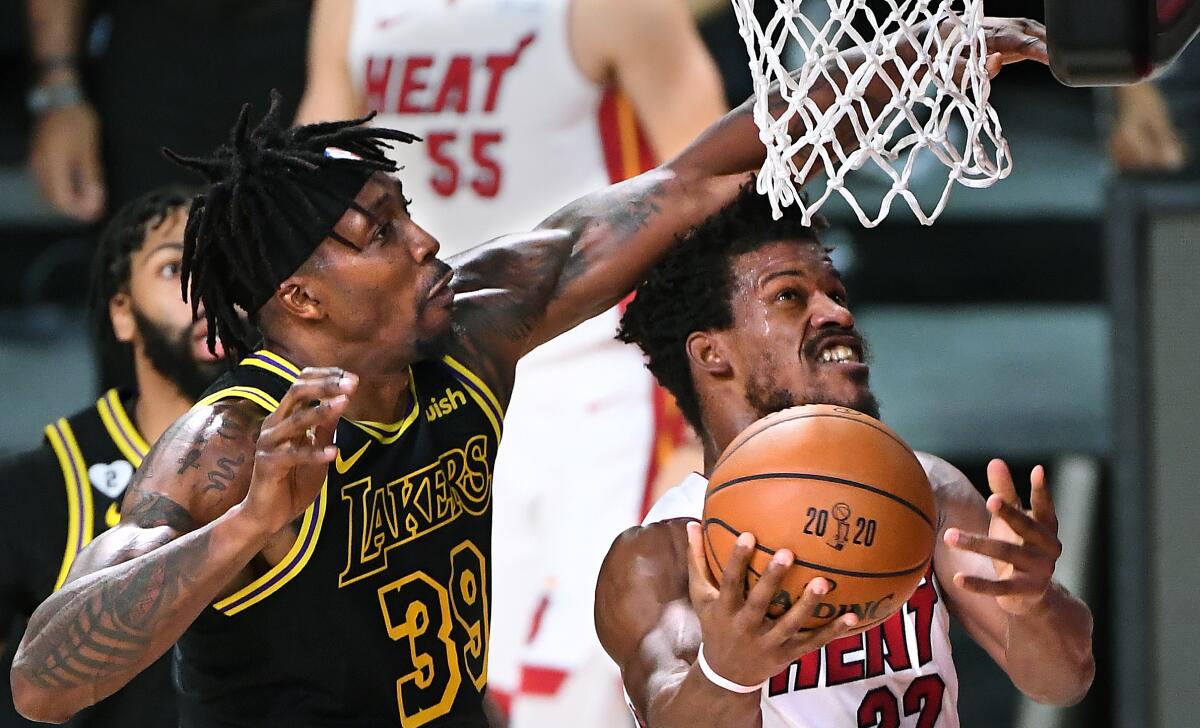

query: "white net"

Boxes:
[733, 0, 1011, 227]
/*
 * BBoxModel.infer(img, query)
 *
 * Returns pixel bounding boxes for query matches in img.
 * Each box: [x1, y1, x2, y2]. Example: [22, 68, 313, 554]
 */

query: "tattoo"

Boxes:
[204, 455, 246, 493]
[608, 191, 663, 239]
[216, 407, 252, 441]
[122, 490, 197, 532]
[13, 529, 212, 690]
[175, 449, 201, 474]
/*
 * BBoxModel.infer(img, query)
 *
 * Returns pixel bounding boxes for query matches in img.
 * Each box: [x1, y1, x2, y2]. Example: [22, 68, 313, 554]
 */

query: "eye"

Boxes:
[373, 220, 394, 242]
[159, 262, 181, 278]
[776, 288, 800, 302]
[831, 290, 848, 306]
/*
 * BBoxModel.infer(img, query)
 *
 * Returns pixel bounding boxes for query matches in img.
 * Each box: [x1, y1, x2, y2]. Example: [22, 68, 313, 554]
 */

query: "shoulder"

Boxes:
[0, 443, 66, 526]
[123, 398, 268, 529]
[598, 519, 691, 609]
[917, 451, 986, 534]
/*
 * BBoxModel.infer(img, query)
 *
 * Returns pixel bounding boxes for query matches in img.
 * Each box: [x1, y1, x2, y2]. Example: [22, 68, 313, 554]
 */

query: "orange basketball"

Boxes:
[702, 404, 935, 633]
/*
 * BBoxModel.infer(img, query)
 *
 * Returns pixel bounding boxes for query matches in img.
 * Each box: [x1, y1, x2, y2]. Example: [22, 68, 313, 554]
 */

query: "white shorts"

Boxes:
[488, 310, 658, 725]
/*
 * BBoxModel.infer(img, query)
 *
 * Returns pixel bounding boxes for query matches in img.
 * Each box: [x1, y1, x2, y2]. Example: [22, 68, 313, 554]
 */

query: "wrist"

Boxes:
[221, 502, 275, 549]
[695, 643, 767, 694]
[27, 79, 86, 116]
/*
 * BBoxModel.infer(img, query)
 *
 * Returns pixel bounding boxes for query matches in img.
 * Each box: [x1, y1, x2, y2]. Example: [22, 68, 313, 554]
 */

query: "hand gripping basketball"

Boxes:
[242, 368, 357, 535]
[685, 522, 859, 689]
[944, 459, 1063, 615]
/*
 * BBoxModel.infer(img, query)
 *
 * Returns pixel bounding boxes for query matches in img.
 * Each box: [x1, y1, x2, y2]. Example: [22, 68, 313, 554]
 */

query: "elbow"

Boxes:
[11, 666, 80, 724]
[1022, 650, 1096, 707]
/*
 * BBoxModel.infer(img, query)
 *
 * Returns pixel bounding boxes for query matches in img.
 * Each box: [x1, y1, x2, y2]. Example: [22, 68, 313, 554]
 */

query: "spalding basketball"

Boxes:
[702, 404, 935, 633]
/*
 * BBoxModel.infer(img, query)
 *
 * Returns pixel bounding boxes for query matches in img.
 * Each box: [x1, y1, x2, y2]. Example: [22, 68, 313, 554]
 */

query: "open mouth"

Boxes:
[817, 343, 861, 364]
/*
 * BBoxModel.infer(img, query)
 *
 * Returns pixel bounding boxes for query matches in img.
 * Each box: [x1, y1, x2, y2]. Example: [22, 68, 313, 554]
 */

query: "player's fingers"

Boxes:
[985, 53, 1004, 79]
[743, 548, 794, 620]
[718, 531, 757, 609]
[986, 459, 1021, 506]
[769, 577, 833, 640]
[685, 521, 720, 604]
[259, 395, 350, 449]
[1028, 465, 1060, 532]
[943, 529, 1046, 573]
[986, 496, 1062, 557]
[781, 612, 859, 657]
[272, 372, 358, 419]
[953, 572, 1049, 597]
[254, 443, 338, 473]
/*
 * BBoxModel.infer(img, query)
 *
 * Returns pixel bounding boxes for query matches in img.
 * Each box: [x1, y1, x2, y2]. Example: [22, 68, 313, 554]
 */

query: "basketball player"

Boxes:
[11, 17, 1048, 725]
[0, 188, 227, 727]
[594, 185, 1096, 727]
[296, 3, 723, 720]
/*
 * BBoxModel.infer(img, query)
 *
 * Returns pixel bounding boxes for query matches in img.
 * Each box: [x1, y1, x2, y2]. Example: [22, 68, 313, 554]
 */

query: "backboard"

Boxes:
[1046, 0, 1200, 84]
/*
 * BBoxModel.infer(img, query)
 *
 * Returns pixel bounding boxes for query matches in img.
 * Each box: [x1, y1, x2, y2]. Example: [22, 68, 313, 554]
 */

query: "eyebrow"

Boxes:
[143, 241, 184, 258]
[760, 268, 809, 286]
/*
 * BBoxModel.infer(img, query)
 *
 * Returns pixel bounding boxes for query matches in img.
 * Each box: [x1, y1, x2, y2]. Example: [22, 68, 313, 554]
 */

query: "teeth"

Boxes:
[818, 345, 859, 364]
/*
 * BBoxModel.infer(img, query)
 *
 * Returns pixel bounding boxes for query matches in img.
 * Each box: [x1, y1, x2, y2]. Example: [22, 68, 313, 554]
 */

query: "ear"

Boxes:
[274, 278, 324, 321]
[109, 292, 136, 344]
[686, 330, 733, 378]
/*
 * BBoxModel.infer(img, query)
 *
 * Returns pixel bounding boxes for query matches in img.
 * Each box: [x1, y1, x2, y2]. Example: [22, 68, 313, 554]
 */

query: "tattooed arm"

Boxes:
[10, 369, 354, 722]
[447, 18, 1049, 393]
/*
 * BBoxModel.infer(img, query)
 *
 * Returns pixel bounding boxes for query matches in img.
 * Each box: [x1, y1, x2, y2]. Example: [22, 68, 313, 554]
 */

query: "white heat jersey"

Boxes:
[644, 474, 961, 728]
[348, 0, 649, 255]
[347, 0, 653, 359]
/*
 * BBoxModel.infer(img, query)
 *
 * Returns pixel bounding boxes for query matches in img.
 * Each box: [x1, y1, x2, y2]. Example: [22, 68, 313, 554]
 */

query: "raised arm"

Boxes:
[595, 520, 856, 728]
[10, 370, 354, 723]
[294, 0, 364, 125]
[447, 18, 1048, 390]
[923, 455, 1095, 706]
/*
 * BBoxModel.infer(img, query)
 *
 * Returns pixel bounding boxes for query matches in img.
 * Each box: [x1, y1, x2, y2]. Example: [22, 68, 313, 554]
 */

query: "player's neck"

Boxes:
[265, 338, 415, 425]
[698, 405, 762, 476]
[131, 358, 194, 443]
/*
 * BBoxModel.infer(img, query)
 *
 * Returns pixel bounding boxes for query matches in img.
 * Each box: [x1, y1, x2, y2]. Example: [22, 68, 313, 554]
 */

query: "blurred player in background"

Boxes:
[297, 0, 725, 722]
[596, 184, 1095, 727]
[26, 0, 310, 224]
[0, 188, 227, 727]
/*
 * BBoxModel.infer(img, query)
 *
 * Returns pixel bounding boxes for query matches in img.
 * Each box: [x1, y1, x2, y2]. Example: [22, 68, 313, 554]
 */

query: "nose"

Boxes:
[810, 291, 854, 330]
[410, 222, 441, 263]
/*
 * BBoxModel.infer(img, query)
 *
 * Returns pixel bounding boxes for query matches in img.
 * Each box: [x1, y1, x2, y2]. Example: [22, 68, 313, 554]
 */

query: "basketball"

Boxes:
[702, 404, 936, 633]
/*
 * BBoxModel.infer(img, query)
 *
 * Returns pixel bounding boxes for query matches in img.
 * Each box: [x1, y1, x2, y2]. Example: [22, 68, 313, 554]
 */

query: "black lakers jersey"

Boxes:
[175, 349, 502, 728]
[0, 391, 177, 728]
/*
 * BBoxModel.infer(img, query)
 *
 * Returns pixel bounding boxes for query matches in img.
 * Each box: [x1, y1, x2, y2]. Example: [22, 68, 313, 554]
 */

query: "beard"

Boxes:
[132, 307, 227, 401]
[743, 352, 882, 421]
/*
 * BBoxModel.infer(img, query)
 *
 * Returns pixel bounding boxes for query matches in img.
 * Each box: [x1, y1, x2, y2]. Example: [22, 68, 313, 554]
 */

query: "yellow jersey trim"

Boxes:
[214, 482, 328, 616]
[96, 389, 149, 466]
[441, 357, 503, 441]
[242, 349, 302, 382]
[347, 373, 421, 444]
[194, 386, 281, 414]
[46, 420, 95, 591]
[441, 356, 504, 414]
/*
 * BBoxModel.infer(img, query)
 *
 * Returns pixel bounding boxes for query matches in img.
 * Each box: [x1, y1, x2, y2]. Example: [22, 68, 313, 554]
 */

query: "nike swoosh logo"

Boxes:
[105, 502, 121, 528]
[335, 441, 371, 474]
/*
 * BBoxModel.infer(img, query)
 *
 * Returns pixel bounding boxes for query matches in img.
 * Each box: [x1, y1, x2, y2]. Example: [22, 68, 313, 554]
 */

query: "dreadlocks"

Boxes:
[163, 90, 420, 363]
[89, 186, 193, 391]
[617, 181, 827, 434]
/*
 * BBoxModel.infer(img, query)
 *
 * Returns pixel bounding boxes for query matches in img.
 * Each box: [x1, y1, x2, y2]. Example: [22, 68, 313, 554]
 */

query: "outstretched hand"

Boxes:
[944, 459, 1063, 615]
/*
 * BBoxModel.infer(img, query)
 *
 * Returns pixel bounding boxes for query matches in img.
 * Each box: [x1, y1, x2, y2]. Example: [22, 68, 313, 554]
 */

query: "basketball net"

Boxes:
[733, 0, 1011, 227]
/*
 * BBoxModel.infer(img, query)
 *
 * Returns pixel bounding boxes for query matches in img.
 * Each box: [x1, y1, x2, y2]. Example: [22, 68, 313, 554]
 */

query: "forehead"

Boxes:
[729, 240, 835, 283]
[135, 207, 189, 259]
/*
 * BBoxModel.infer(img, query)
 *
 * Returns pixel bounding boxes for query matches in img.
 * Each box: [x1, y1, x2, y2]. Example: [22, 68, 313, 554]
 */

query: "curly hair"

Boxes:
[89, 186, 193, 391]
[617, 182, 827, 433]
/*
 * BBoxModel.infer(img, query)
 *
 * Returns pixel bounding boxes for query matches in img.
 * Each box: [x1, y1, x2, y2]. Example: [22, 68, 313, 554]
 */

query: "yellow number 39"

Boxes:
[377, 539, 489, 726]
